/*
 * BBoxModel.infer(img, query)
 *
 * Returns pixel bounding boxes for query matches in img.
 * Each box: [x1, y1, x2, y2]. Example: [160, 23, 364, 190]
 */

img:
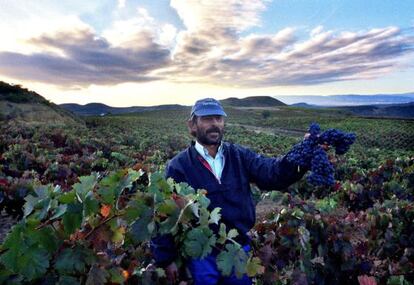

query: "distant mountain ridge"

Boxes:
[1, 80, 412, 120]
[337, 102, 414, 118]
[275, 93, 414, 106]
[60, 102, 187, 116]
[61, 96, 285, 116]
[220, 96, 286, 107]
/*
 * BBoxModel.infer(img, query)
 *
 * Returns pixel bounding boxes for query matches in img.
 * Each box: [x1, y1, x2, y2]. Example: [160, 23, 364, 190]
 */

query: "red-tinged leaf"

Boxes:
[100, 204, 111, 218]
[358, 275, 377, 285]
[87, 224, 112, 251]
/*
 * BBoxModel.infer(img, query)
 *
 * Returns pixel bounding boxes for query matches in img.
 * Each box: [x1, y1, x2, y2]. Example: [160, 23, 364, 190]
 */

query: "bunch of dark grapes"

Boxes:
[287, 123, 356, 186]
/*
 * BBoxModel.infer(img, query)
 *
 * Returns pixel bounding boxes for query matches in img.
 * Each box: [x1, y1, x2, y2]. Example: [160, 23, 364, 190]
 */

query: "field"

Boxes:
[1, 105, 414, 284]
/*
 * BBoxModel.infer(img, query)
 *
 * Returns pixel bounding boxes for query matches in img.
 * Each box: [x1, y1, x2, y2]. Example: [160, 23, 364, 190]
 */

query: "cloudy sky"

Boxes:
[0, 0, 413, 106]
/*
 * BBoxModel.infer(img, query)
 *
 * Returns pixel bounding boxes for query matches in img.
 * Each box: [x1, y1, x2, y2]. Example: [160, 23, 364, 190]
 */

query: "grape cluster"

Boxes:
[286, 123, 356, 186]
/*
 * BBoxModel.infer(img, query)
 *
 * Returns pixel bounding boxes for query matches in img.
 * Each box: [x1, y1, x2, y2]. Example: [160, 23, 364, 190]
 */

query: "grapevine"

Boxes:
[286, 123, 356, 186]
[0, 170, 264, 284]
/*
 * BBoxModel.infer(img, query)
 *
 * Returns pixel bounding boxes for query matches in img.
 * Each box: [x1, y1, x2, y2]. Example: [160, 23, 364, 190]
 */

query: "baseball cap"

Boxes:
[190, 98, 227, 117]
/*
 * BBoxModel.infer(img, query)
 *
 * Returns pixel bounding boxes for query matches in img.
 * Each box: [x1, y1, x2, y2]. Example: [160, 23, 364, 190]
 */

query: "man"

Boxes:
[152, 98, 307, 285]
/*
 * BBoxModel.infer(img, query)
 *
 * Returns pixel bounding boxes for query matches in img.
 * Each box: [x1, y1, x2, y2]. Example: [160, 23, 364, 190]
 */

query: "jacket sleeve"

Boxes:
[150, 161, 183, 267]
[240, 145, 307, 191]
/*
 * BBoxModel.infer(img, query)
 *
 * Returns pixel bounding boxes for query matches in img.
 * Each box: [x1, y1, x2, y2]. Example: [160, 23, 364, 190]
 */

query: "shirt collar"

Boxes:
[195, 140, 224, 158]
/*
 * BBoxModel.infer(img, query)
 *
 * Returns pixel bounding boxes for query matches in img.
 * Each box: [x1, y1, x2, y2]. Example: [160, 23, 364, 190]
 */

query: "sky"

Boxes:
[0, 0, 413, 106]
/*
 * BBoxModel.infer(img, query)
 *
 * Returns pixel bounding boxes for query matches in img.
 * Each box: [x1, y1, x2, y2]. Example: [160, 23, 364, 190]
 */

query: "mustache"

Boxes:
[206, 127, 221, 134]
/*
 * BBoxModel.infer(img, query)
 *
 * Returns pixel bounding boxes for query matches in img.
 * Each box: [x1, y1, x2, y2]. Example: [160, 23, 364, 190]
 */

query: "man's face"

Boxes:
[191, 115, 225, 145]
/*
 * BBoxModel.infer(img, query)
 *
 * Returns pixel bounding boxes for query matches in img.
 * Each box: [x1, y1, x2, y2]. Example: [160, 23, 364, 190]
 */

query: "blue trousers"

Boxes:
[187, 245, 252, 285]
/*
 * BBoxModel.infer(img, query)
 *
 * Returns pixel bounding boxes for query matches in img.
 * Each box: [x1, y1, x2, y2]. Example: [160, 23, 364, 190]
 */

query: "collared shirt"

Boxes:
[195, 140, 225, 181]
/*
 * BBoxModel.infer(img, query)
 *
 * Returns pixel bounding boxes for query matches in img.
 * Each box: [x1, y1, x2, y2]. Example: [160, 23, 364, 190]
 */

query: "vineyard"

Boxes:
[1, 104, 414, 284]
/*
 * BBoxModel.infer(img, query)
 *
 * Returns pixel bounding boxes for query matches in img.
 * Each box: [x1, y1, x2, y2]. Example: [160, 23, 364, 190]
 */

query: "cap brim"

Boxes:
[193, 109, 227, 117]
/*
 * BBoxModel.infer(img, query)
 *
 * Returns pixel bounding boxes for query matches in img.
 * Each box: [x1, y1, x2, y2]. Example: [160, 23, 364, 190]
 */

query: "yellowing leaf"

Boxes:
[246, 257, 265, 277]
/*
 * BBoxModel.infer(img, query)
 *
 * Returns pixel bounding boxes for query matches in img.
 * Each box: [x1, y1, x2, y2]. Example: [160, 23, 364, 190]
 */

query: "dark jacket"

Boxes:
[151, 141, 306, 266]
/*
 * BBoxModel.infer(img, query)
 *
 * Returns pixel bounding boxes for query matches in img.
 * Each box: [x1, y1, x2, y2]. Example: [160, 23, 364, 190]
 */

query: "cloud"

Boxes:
[0, 1, 413, 89]
[168, 23, 414, 86]
[118, 0, 126, 9]
[0, 16, 171, 86]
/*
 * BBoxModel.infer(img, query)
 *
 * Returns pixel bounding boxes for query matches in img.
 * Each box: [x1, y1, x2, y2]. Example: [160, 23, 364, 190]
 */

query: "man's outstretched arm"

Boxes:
[240, 145, 307, 190]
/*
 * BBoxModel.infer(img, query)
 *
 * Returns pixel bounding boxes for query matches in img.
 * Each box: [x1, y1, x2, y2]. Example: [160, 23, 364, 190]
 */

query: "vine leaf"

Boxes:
[217, 223, 239, 245]
[73, 173, 98, 202]
[184, 227, 216, 259]
[55, 246, 96, 274]
[216, 244, 248, 278]
[209, 207, 221, 225]
[24, 186, 52, 219]
[129, 208, 153, 243]
[62, 203, 83, 236]
[246, 257, 265, 277]
[100, 204, 111, 218]
[0, 223, 52, 281]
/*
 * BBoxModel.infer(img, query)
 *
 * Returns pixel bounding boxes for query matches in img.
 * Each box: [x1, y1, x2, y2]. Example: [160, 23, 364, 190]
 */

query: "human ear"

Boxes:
[187, 120, 197, 137]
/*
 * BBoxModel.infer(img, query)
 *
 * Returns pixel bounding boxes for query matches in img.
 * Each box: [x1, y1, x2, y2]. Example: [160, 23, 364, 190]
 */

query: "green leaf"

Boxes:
[150, 171, 171, 193]
[209, 207, 221, 225]
[189, 202, 200, 218]
[184, 227, 216, 259]
[199, 208, 210, 227]
[73, 173, 99, 202]
[173, 181, 195, 196]
[18, 247, 49, 281]
[58, 191, 76, 204]
[83, 192, 99, 217]
[62, 203, 83, 236]
[216, 244, 248, 278]
[55, 246, 96, 274]
[0, 223, 55, 281]
[32, 226, 59, 253]
[111, 151, 129, 163]
[159, 207, 180, 235]
[227, 229, 239, 240]
[24, 186, 53, 219]
[50, 204, 67, 220]
[218, 223, 227, 244]
[98, 169, 141, 204]
[124, 198, 148, 223]
[217, 224, 239, 244]
[129, 208, 153, 243]
[0, 243, 49, 281]
[196, 189, 210, 208]
[157, 199, 178, 216]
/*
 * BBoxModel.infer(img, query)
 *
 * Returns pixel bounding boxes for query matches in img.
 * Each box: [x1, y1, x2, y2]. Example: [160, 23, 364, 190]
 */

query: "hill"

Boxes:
[338, 102, 414, 119]
[60, 96, 286, 116]
[60, 103, 187, 116]
[220, 96, 286, 107]
[0, 81, 83, 125]
[275, 93, 414, 106]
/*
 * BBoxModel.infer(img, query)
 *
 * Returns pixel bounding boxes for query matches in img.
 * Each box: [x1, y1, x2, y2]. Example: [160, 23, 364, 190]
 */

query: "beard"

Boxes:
[196, 126, 224, 146]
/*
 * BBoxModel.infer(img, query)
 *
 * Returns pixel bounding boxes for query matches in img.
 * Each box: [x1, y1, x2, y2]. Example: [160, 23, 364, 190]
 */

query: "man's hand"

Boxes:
[165, 262, 179, 284]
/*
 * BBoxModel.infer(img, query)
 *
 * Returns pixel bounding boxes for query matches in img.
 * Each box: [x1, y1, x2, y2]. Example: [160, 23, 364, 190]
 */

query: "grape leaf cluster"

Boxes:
[287, 123, 356, 186]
